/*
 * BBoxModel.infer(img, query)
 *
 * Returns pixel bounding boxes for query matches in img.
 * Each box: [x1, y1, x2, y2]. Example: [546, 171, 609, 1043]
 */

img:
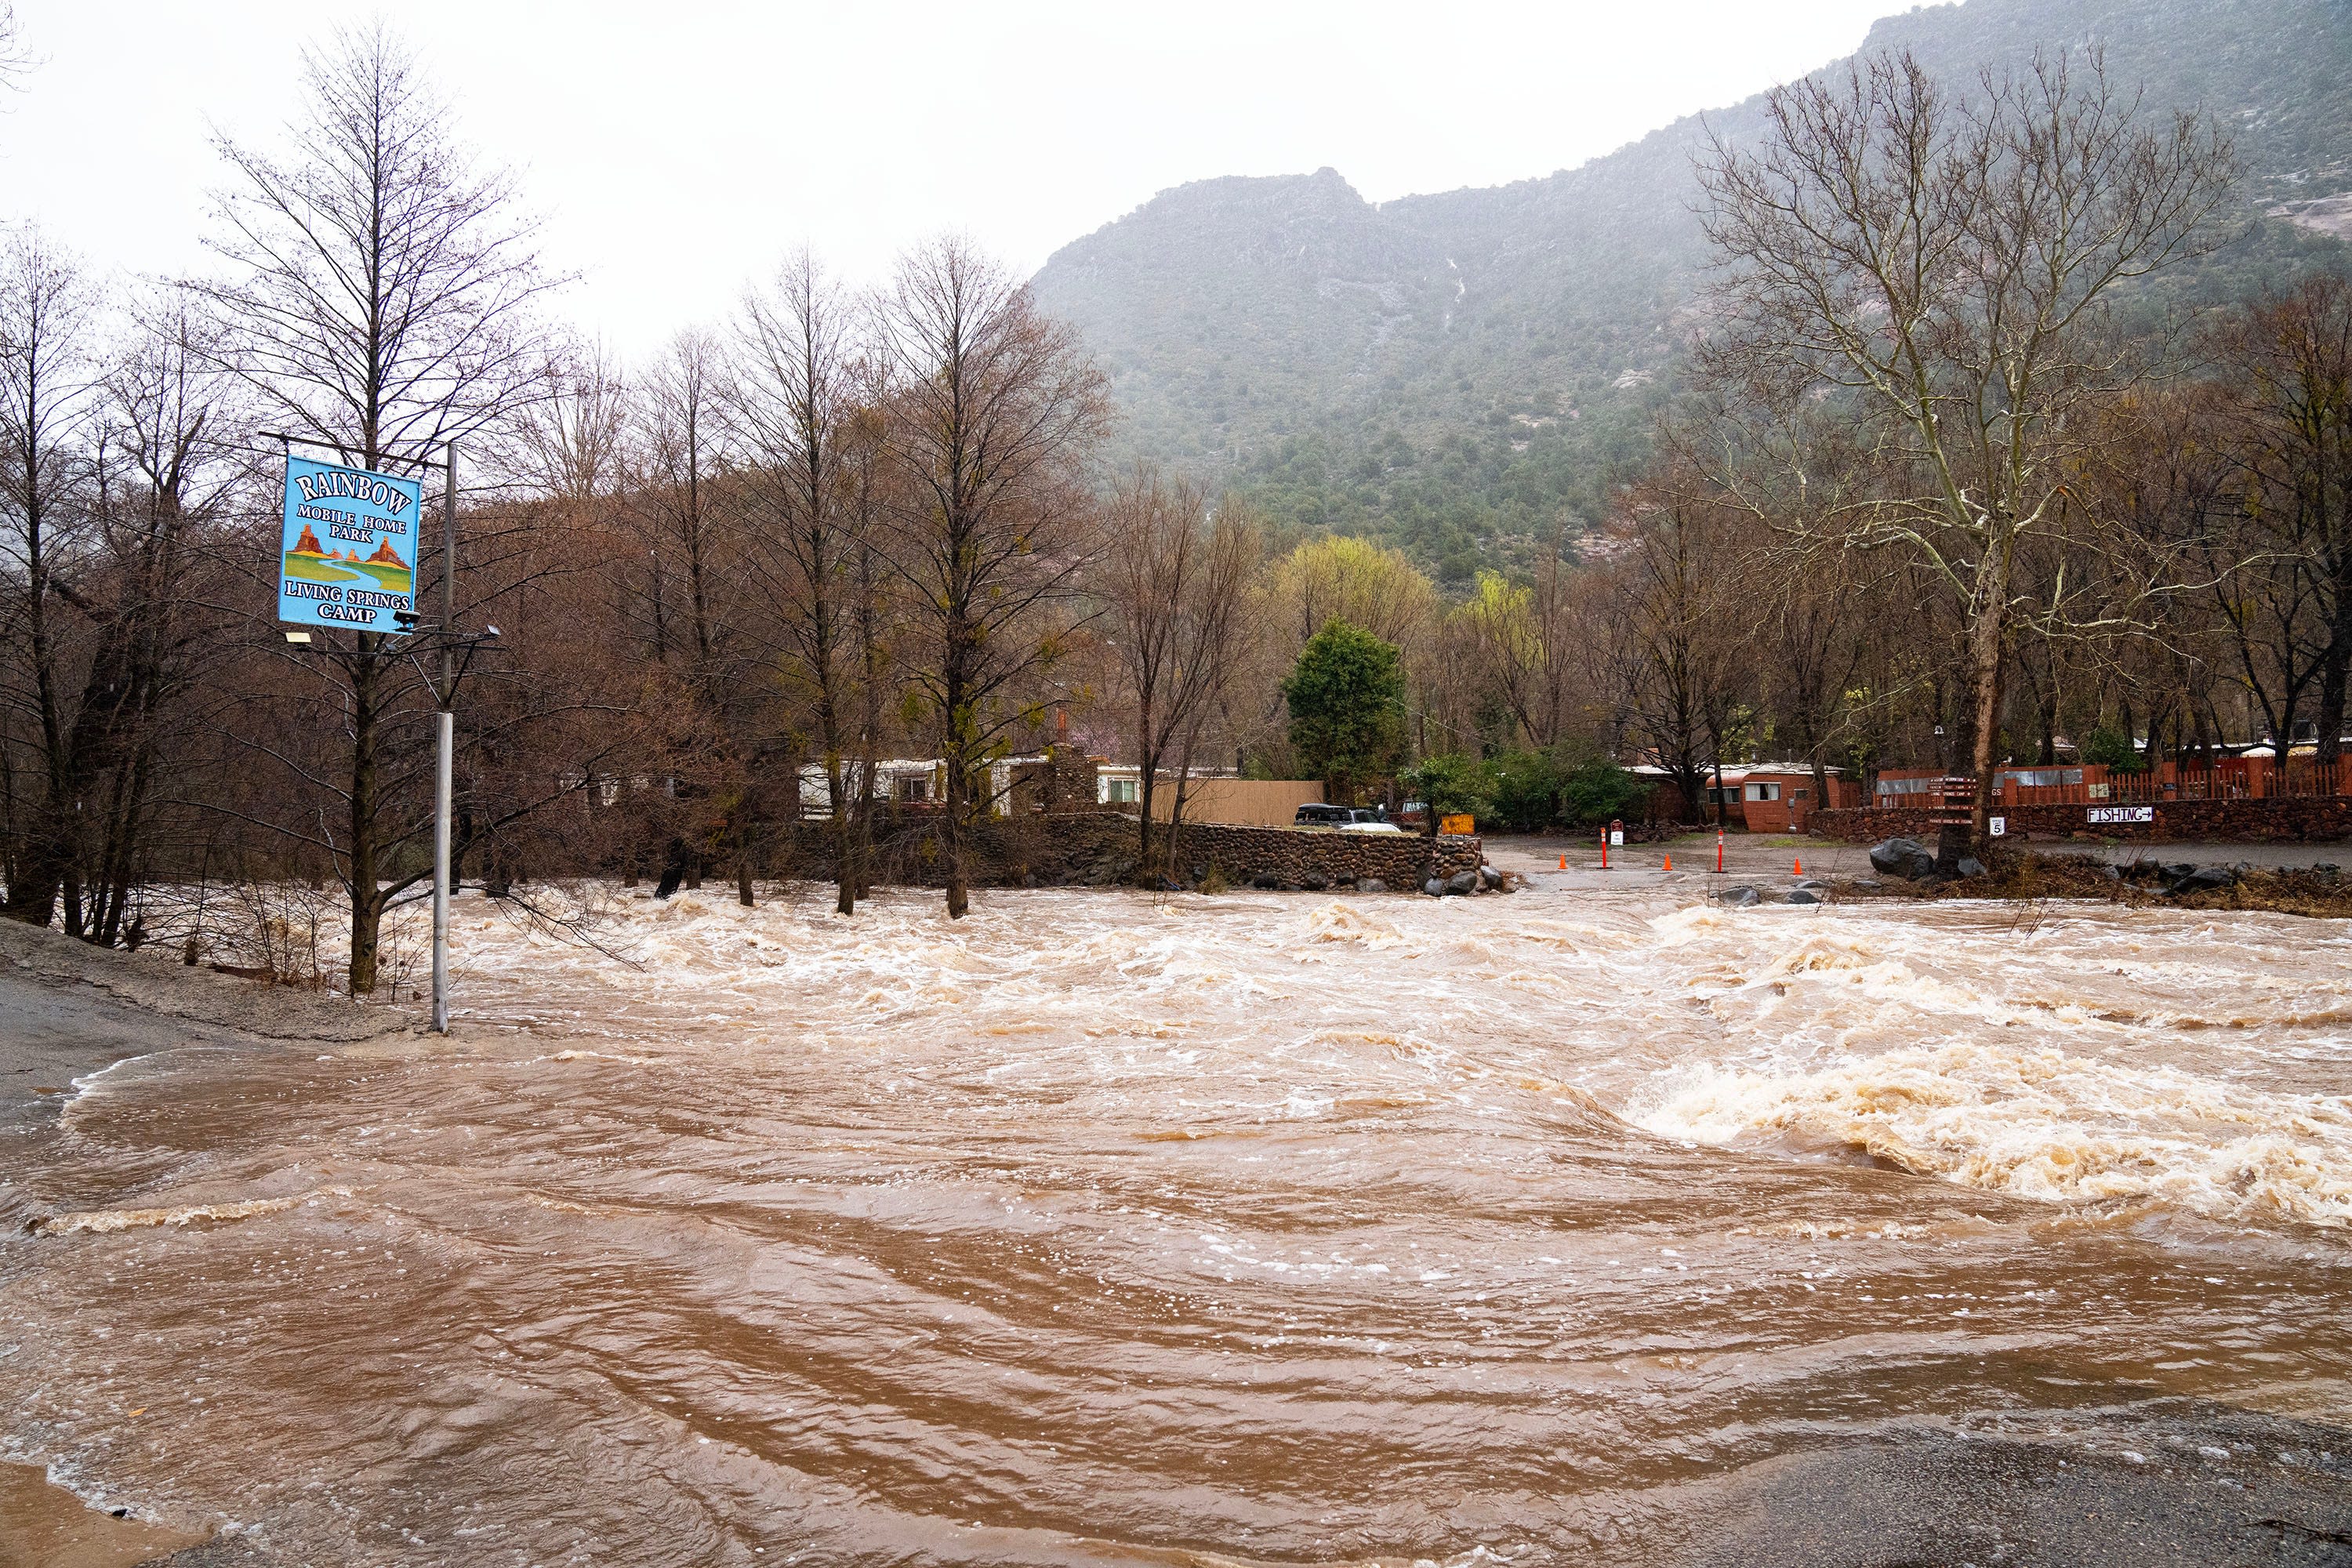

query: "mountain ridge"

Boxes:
[1030, 0, 2352, 582]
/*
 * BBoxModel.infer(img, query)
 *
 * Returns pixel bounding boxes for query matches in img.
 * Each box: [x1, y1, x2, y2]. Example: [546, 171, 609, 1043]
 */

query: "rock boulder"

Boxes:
[1869, 837, 1936, 881]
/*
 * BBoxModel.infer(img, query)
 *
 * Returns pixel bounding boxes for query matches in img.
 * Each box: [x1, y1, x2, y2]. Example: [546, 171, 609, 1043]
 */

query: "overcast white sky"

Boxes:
[6, 2, 1915, 358]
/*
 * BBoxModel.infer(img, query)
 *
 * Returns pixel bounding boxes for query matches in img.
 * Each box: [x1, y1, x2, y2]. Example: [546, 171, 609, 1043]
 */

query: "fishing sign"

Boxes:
[277, 456, 422, 630]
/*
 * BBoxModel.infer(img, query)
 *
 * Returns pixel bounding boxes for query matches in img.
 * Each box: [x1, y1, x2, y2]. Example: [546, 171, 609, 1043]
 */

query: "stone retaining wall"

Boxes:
[1809, 797, 2352, 845]
[1149, 818, 1484, 889]
[787, 812, 1483, 891]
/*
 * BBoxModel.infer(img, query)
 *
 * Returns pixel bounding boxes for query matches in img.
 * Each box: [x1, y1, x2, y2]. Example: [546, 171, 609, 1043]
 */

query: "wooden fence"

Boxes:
[1995, 760, 2351, 807]
[1148, 779, 1324, 827]
[1867, 761, 2352, 811]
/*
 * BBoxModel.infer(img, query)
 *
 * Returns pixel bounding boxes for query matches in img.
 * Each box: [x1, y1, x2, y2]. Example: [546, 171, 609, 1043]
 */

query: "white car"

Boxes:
[1294, 804, 1405, 833]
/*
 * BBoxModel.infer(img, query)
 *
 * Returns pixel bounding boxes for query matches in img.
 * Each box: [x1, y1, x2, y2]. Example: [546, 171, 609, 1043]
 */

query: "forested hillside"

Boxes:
[1030, 0, 2352, 581]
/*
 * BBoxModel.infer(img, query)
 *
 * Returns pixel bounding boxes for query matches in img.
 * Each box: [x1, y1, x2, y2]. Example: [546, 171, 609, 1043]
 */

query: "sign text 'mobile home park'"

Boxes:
[277, 456, 422, 629]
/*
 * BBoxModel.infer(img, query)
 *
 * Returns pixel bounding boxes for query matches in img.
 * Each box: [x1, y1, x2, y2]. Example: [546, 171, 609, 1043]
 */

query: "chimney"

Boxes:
[1054, 705, 1069, 746]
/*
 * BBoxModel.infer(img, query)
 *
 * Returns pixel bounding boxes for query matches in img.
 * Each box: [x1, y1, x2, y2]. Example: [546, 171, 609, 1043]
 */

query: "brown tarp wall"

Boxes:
[1149, 780, 1323, 826]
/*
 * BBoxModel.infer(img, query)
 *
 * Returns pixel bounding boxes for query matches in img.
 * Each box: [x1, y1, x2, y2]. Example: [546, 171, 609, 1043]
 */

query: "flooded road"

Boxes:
[5, 877, 2352, 1563]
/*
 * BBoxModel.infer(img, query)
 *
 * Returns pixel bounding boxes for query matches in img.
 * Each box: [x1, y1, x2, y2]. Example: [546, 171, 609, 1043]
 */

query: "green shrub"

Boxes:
[1481, 746, 1646, 829]
[1400, 751, 1493, 829]
[1485, 750, 1561, 833]
[1557, 751, 1646, 826]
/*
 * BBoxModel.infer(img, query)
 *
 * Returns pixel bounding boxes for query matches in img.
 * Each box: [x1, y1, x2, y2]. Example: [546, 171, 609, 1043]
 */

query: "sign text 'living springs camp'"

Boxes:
[277, 456, 423, 630]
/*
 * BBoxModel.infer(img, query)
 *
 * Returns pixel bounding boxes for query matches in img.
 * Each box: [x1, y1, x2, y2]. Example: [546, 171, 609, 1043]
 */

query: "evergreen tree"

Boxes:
[1282, 619, 1405, 805]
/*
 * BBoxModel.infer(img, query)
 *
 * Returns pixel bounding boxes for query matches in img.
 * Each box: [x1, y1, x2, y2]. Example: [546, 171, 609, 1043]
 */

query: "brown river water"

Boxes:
[5, 874, 2352, 1563]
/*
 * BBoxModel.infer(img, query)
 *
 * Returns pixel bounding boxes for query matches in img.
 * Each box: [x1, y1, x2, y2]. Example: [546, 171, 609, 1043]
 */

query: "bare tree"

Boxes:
[521, 347, 629, 516]
[0, 2, 31, 93]
[0, 228, 100, 927]
[628, 331, 732, 676]
[60, 301, 249, 942]
[193, 24, 565, 992]
[837, 385, 898, 900]
[1596, 470, 1751, 823]
[2205, 276, 2352, 762]
[1679, 386, 1888, 800]
[876, 238, 1109, 918]
[1697, 47, 2231, 851]
[732, 249, 863, 912]
[622, 329, 790, 900]
[1095, 467, 1259, 884]
[1458, 528, 1584, 751]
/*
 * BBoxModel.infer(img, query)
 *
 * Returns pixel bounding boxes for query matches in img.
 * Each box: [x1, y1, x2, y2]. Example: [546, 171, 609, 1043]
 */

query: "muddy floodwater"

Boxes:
[6, 876, 2352, 1563]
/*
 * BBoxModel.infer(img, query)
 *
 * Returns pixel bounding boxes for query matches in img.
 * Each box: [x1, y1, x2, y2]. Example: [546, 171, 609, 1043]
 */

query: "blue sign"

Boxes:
[278, 456, 423, 630]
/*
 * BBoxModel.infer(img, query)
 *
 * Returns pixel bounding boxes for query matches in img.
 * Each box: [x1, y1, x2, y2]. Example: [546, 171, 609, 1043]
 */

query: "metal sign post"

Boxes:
[412, 446, 498, 1033]
[432, 447, 456, 1035]
[272, 433, 492, 1034]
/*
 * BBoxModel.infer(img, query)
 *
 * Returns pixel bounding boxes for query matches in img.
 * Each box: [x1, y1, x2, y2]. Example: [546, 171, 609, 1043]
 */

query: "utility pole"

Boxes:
[433, 445, 456, 1034]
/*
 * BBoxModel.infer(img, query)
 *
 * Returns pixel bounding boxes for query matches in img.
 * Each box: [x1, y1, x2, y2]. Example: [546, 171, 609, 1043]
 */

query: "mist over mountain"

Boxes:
[1030, 0, 2352, 582]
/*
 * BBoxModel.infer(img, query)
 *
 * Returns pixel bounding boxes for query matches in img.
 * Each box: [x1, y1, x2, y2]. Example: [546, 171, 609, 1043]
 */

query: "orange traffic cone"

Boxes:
[1558, 854, 1566, 870]
[1664, 854, 1672, 871]
[1794, 856, 1803, 876]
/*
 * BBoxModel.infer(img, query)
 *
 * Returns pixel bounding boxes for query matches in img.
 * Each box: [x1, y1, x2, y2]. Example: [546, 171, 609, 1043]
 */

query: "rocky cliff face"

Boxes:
[1036, 168, 1452, 465]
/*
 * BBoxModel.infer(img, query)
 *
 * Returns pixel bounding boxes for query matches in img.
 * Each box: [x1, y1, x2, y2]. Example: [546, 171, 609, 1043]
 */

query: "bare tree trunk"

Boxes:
[1965, 554, 2010, 845]
[347, 644, 382, 993]
[850, 522, 889, 906]
[830, 757, 855, 914]
[1135, 713, 1160, 884]
[942, 736, 969, 920]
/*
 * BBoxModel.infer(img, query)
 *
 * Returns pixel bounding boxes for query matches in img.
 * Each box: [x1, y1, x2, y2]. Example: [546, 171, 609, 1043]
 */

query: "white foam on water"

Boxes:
[32, 1185, 354, 1236]
[1634, 1042, 2352, 1226]
[1297, 900, 1405, 947]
